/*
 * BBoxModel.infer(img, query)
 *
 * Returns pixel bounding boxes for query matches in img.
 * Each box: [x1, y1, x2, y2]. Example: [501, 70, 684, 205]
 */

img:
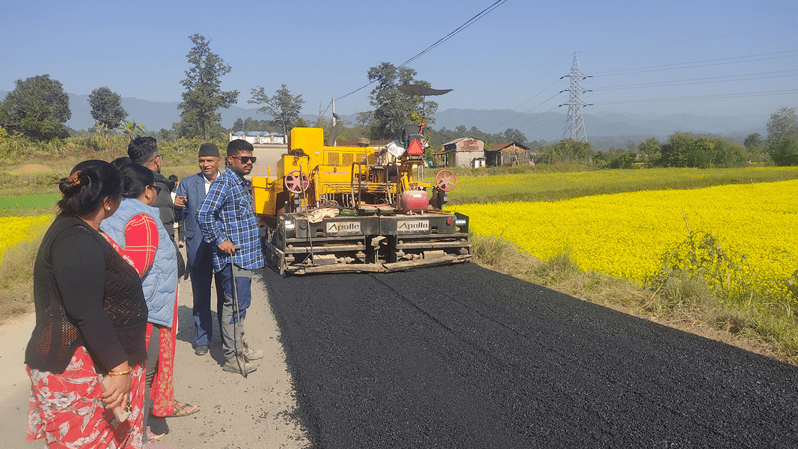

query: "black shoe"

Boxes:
[194, 344, 209, 356]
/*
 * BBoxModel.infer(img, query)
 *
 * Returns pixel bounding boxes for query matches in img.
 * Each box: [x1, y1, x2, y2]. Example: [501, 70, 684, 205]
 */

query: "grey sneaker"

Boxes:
[243, 346, 264, 361]
[222, 353, 257, 374]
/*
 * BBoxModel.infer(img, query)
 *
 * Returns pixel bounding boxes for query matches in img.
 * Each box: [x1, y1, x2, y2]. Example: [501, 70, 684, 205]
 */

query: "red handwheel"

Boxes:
[284, 170, 310, 193]
[435, 169, 457, 192]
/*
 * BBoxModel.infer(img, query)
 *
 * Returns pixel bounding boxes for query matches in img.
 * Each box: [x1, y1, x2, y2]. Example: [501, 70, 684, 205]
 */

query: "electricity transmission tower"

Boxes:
[559, 53, 592, 142]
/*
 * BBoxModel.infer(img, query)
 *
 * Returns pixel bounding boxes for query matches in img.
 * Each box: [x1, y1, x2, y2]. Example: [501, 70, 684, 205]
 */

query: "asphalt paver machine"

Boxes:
[252, 103, 472, 275]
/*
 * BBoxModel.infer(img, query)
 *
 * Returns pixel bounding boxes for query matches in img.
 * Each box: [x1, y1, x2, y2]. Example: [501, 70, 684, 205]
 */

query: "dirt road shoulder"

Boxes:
[0, 268, 309, 448]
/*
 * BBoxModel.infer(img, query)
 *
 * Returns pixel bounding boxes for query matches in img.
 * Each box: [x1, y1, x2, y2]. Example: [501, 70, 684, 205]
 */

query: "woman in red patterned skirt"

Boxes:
[25, 160, 149, 448]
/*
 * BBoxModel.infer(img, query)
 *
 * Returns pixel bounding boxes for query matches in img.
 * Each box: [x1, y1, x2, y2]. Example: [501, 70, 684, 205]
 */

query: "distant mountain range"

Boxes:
[1, 91, 769, 150]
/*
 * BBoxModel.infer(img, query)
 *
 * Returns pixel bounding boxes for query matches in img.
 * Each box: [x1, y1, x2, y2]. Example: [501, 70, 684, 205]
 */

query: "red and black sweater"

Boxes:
[25, 214, 148, 374]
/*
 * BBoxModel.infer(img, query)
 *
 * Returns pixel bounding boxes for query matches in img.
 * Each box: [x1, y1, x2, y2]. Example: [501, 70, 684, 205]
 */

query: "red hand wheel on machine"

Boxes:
[284, 170, 310, 193]
[435, 169, 457, 192]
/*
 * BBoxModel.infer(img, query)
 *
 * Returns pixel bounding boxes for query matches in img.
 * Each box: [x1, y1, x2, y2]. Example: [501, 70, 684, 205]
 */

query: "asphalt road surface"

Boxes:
[263, 263, 798, 448]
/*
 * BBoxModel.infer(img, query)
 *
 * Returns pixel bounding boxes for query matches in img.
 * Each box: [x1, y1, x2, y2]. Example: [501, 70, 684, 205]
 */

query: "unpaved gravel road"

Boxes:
[0, 265, 310, 449]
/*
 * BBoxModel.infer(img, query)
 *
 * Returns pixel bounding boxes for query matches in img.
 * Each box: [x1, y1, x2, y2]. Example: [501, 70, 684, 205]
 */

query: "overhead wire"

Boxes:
[396, 0, 507, 69]
[596, 89, 798, 105]
[484, 54, 574, 131]
[497, 91, 561, 129]
[591, 50, 797, 77]
[325, 0, 508, 116]
[322, 10, 794, 136]
[488, 50, 797, 132]
[591, 70, 798, 91]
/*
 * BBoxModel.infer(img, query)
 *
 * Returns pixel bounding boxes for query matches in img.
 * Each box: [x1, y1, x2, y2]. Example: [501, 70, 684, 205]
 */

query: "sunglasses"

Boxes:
[231, 156, 257, 164]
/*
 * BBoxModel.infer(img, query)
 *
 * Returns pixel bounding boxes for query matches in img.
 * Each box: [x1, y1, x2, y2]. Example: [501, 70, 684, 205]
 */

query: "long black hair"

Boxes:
[57, 160, 121, 216]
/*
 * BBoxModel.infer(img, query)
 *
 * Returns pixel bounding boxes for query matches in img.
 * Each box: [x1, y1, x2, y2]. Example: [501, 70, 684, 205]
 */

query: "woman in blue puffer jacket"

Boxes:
[101, 162, 199, 443]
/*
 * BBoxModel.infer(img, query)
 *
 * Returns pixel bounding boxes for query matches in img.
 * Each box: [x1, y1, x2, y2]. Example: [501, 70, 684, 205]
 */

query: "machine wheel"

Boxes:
[435, 169, 457, 192]
[284, 170, 310, 193]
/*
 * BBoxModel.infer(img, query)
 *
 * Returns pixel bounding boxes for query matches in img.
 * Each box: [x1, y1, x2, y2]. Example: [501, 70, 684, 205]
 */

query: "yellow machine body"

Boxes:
[252, 127, 471, 275]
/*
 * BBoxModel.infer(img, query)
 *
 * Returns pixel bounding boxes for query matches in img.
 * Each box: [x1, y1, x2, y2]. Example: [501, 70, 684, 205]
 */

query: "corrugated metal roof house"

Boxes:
[485, 141, 530, 166]
[434, 137, 485, 168]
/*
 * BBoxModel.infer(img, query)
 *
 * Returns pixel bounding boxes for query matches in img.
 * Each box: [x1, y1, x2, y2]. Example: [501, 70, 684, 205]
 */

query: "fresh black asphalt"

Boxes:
[262, 263, 798, 448]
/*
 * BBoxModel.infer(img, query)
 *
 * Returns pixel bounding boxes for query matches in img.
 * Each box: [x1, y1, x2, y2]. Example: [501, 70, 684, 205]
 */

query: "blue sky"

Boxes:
[2, 0, 796, 125]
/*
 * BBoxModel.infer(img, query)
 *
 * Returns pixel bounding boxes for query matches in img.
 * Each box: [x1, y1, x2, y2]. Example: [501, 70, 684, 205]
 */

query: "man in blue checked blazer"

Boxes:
[174, 143, 226, 357]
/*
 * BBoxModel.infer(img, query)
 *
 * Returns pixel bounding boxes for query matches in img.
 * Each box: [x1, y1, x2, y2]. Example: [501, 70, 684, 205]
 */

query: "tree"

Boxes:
[766, 107, 798, 145]
[243, 117, 259, 132]
[88, 87, 127, 135]
[231, 118, 245, 132]
[535, 139, 592, 164]
[366, 63, 437, 140]
[652, 133, 746, 168]
[0, 74, 71, 140]
[555, 139, 593, 164]
[503, 128, 527, 144]
[638, 138, 662, 166]
[766, 107, 798, 165]
[178, 34, 239, 141]
[595, 149, 636, 169]
[248, 84, 305, 136]
[744, 132, 761, 149]
[744, 132, 764, 162]
[658, 133, 713, 168]
[356, 111, 373, 128]
[769, 136, 798, 166]
[708, 138, 747, 167]
[122, 120, 147, 144]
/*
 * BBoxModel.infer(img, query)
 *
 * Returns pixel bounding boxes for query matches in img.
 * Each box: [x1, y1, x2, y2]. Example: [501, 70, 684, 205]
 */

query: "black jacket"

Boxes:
[152, 171, 186, 276]
[153, 171, 176, 238]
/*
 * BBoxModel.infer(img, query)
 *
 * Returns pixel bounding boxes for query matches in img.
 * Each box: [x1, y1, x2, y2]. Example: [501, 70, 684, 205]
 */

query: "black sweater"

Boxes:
[25, 214, 148, 374]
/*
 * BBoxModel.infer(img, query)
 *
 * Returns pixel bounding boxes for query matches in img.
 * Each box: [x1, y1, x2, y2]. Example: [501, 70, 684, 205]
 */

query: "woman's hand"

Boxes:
[101, 362, 132, 410]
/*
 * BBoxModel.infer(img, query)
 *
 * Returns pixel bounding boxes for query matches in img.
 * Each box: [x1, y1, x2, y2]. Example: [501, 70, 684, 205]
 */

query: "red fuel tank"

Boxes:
[400, 190, 430, 212]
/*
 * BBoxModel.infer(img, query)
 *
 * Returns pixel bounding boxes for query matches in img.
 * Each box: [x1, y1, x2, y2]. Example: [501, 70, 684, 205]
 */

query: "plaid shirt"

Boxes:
[197, 168, 264, 272]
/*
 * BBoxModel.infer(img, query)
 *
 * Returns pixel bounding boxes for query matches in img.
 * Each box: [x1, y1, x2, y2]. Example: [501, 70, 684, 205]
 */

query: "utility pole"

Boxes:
[559, 53, 592, 142]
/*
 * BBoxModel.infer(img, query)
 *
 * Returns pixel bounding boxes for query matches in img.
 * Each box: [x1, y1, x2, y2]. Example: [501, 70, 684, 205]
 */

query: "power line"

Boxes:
[497, 91, 561, 128]
[595, 89, 798, 105]
[333, 0, 508, 104]
[491, 53, 796, 130]
[575, 25, 797, 55]
[397, 0, 507, 69]
[485, 55, 572, 130]
[591, 50, 798, 77]
[504, 54, 573, 108]
[591, 70, 798, 91]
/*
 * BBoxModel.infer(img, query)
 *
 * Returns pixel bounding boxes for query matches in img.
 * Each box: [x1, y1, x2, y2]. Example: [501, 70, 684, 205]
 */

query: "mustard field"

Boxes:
[0, 215, 52, 262]
[450, 180, 798, 303]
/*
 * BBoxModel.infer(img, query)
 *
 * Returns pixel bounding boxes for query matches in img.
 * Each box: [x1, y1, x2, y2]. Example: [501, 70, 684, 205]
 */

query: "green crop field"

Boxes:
[0, 194, 59, 211]
[447, 166, 798, 204]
